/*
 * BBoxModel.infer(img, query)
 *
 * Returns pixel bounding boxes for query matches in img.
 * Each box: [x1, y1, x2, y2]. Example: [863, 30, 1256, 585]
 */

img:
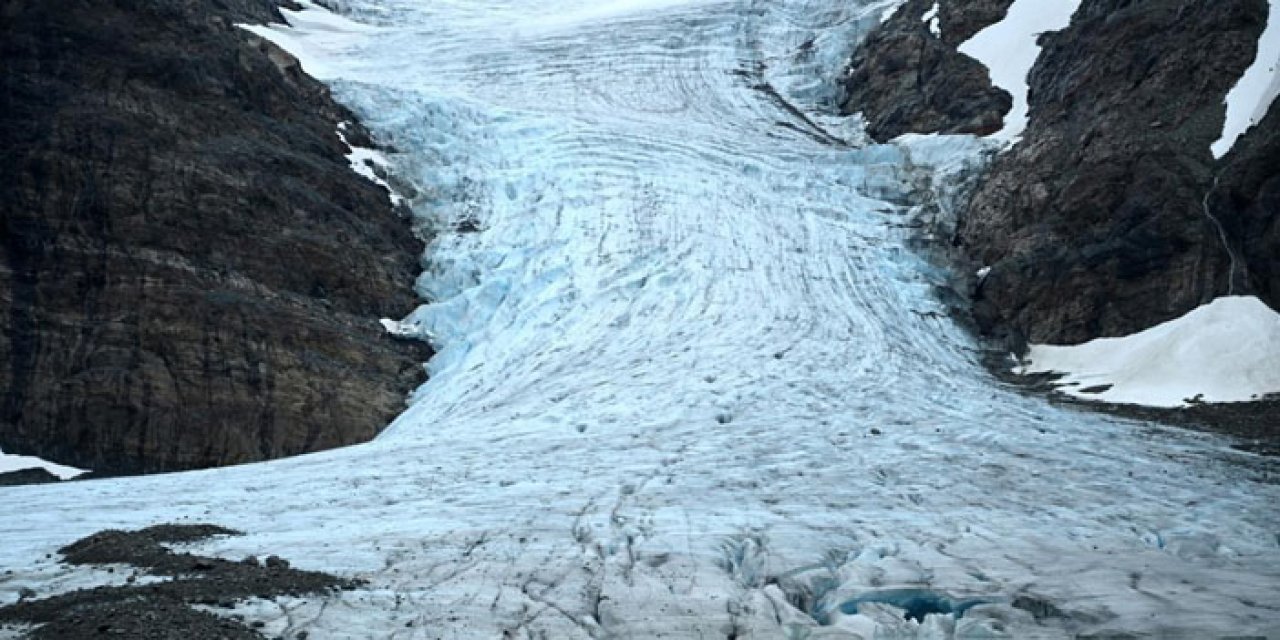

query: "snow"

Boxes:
[0, 448, 85, 480]
[242, 4, 409, 205]
[3, 1, 1279, 638]
[879, 0, 908, 24]
[1016, 295, 1280, 408]
[336, 127, 406, 206]
[921, 2, 941, 38]
[379, 317, 433, 340]
[1212, 0, 1280, 158]
[238, 1, 379, 80]
[957, 0, 1082, 143]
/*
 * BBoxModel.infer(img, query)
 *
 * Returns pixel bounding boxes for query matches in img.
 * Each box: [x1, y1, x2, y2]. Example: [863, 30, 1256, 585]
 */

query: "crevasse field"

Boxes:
[4, 0, 1280, 637]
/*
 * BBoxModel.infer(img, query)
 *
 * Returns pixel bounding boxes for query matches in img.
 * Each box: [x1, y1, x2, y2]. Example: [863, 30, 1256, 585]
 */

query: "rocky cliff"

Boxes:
[0, 0, 430, 474]
[840, 0, 1013, 141]
[841, 0, 1279, 348]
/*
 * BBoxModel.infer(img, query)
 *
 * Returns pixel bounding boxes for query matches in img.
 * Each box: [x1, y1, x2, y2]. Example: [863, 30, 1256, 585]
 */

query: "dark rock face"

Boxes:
[1215, 97, 1280, 316]
[0, 467, 60, 486]
[842, 0, 1278, 347]
[933, 0, 1015, 46]
[960, 0, 1274, 344]
[839, 0, 1013, 141]
[0, 0, 431, 474]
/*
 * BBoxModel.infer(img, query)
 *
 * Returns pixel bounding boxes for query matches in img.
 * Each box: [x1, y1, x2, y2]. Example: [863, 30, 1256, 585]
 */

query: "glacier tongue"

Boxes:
[4, 1, 1280, 638]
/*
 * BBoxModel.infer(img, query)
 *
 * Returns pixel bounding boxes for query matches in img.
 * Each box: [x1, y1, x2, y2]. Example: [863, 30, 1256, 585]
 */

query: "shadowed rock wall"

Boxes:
[0, 0, 430, 474]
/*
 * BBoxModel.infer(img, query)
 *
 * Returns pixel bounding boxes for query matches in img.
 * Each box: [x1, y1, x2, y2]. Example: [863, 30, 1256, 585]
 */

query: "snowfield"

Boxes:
[4, 1, 1280, 638]
[1017, 295, 1280, 408]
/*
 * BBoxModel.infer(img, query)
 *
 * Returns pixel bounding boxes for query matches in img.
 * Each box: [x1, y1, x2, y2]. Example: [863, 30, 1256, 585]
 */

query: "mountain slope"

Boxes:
[0, 0, 429, 474]
[841, 0, 1280, 348]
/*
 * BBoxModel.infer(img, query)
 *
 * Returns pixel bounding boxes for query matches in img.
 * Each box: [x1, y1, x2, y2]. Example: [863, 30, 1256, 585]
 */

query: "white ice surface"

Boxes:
[1212, 0, 1280, 158]
[1017, 295, 1280, 408]
[0, 561, 166, 608]
[957, 0, 1081, 143]
[0, 449, 85, 480]
[3, 1, 1279, 638]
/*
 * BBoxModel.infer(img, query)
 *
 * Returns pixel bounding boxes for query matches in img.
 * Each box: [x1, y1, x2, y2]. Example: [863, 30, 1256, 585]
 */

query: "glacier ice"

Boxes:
[3, 0, 1279, 638]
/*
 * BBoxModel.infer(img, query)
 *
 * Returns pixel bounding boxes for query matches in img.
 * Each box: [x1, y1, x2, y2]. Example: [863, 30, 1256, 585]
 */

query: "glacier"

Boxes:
[3, 0, 1280, 638]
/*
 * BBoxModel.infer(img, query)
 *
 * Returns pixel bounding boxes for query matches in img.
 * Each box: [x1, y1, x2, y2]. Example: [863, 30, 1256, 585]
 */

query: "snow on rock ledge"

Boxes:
[921, 2, 941, 38]
[0, 448, 86, 480]
[238, 0, 379, 81]
[242, 7, 407, 206]
[337, 123, 406, 207]
[1212, 0, 1280, 158]
[957, 0, 1081, 143]
[1015, 296, 1280, 407]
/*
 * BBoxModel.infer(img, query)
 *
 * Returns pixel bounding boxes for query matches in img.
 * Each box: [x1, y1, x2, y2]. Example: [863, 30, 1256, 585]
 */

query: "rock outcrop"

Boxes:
[840, 0, 1279, 348]
[962, 0, 1273, 345]
[0, 0, 430, 474]
[839, 0, 1013, 141]
[0, 467, 60, 487]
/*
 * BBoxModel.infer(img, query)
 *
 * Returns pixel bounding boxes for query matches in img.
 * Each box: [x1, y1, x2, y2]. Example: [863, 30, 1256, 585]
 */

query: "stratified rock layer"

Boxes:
[0, 0, 430, 474]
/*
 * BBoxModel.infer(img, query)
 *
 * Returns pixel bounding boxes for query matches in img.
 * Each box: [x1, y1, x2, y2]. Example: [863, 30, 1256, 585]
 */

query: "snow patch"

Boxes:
[0, 448, 86, 480]
[879, 0, 908, 24]
[238, 0, 379, 81]
[957, 0, 1081, 143]
[336, 127, 407, 207]
[240, 3, 407, 205]
[1212, 0, 1280, 158]
[1016, 296, 1280, 407]
[379, 317, 434, 341]
[921, 2, 941, 38]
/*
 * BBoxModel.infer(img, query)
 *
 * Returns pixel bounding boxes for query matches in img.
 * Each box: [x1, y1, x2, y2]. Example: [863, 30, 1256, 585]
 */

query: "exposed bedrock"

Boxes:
[842, 0, 1279, 347]
[839, 0, 1014, 141]
[1215, 94, 1280, 320]
[0, 0, 431, 474]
